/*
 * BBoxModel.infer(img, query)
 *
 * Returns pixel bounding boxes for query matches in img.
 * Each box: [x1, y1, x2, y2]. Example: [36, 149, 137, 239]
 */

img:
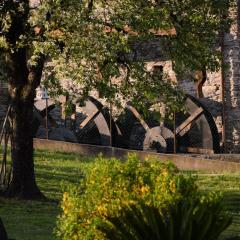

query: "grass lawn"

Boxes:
[0, 150, 239, 240]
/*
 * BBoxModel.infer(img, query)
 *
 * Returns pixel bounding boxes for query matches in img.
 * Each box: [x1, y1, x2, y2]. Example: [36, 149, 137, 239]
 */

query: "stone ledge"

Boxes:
[33, 138, 240, 173]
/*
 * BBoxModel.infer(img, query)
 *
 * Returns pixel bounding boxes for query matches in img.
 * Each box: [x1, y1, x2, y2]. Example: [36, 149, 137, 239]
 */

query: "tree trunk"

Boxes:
[2, 1, 45, 200]
[6, 96, 45, 199]
[4, 51, 45, 200]
[5, 50, 45, 199]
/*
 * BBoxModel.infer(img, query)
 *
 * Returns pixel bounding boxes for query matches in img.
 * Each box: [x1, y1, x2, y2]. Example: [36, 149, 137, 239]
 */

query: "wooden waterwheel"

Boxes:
[117, 94, 220, 154]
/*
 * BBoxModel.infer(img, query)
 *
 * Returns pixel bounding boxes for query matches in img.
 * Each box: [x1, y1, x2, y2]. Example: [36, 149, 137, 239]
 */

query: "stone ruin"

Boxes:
[1, 3, 240, 153]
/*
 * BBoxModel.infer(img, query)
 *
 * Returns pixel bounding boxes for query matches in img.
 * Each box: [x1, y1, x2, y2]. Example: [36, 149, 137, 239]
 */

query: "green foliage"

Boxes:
[98, 198, 231, 240]
[56, 154, 231, 240]
[42, 0, 233, 112]
[0, 0, 234, 113]
[98, 198, 232, 240]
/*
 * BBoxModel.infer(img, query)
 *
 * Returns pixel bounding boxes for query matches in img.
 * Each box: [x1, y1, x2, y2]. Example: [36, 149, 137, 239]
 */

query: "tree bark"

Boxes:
[5, 49, 45, 199]
[6, 96, 45, 199]
[2, 1, 46, 199]
[4, 49, 44, 198]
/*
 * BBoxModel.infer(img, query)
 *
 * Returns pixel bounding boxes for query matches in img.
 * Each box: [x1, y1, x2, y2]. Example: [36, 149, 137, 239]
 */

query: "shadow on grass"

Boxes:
[219, 191, 240, 239]
[223, 191, 240, 211]
[0, 197, 59, 240]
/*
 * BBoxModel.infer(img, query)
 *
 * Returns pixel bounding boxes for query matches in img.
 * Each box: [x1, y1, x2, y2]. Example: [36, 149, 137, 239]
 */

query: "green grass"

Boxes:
[196, 173, 240, 239]
[0, 151, 239, 240]
[0, 150, 89, 240]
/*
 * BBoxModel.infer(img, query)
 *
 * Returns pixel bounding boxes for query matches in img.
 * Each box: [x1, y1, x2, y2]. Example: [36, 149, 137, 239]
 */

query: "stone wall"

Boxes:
[202, 71, 223, 139]
[222, 3, 240, 152]
[193, 3, 240, 153]
[151, 4, 240, 153]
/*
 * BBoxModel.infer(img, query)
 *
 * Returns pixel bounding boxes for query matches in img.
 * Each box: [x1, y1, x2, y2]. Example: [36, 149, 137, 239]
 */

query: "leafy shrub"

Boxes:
[98, 198, 231, 240]
[56, 154, 231, 240]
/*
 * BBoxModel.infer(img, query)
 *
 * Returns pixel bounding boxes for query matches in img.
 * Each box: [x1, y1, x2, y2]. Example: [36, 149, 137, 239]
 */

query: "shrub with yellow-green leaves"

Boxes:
[56, 155, 231, 240]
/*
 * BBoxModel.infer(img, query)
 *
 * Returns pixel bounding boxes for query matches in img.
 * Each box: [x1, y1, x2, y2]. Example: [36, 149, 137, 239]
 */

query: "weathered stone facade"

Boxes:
[155, 4, 240, 153]
[196, 4, 240, 153]
[222, 3, 240, 152]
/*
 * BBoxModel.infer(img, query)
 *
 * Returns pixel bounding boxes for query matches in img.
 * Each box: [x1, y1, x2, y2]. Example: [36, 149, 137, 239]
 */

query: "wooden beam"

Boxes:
[79, 108, 100, 129]
[126, 104, 149, 131]
[176, 107, 204, 135]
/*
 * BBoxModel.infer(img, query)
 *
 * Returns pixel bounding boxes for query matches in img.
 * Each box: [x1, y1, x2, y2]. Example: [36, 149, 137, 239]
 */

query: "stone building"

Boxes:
[132, 3, 240, 153]
[0, 2, 240, 152]
[181, 3, 240, 153]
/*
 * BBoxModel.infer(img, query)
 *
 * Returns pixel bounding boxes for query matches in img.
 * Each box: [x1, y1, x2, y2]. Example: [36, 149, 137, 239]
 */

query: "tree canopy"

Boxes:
[0, 0, 233, 112]
[0, 0, 233, 199]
